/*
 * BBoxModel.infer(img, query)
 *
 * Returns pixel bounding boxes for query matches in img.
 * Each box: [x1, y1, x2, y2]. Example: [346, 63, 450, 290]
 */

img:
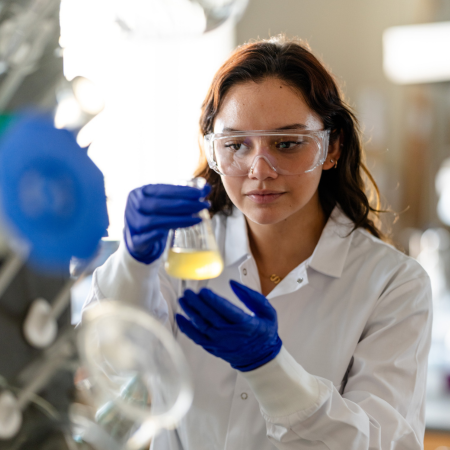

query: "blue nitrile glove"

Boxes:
[124, 183, 210, 264]
[176, 280, 282, 372]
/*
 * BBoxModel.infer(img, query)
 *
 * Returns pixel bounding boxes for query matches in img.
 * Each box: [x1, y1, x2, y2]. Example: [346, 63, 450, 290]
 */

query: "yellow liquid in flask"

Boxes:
[165, 248, 224, 280]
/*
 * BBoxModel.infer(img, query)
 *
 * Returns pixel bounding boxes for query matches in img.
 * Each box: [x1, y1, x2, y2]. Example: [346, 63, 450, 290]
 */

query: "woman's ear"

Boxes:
[322, 131, 343, 171]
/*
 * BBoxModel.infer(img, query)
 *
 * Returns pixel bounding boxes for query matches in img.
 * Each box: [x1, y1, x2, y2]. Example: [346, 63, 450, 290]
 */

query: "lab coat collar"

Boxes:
[224, 207, 252, 267]
[224, 205, 355, 278]
[309, 206, 354, 278]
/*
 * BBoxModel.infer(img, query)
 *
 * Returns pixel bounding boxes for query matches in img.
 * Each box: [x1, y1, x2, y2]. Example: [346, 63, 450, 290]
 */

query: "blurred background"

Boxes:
[1, 0, 450, 448]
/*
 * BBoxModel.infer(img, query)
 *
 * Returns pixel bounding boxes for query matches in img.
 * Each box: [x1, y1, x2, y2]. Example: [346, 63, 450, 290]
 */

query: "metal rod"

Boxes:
[16, 327, 75, 410]
[0, 253, 24, 298]
[49, 270, 88, 320]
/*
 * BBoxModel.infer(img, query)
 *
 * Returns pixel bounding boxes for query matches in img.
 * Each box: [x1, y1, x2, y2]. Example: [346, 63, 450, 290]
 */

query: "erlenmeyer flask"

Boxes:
[164, 178, 224, 280]
[76, 301, 193, 450]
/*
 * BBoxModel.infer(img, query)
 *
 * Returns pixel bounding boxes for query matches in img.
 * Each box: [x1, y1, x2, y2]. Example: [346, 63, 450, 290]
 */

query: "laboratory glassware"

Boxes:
[106, 0, 249, 38]
[77, 301, 193, 450]
[164, 177, 224, 280]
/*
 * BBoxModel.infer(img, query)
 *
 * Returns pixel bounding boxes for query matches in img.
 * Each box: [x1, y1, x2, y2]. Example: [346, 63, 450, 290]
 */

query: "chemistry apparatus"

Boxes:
[0, 113, 194, 450]
[0, 111, 107, 448]
[0, 0, 250, 447]
[76, 301, 193, 450]
[164, 178, 224, 281]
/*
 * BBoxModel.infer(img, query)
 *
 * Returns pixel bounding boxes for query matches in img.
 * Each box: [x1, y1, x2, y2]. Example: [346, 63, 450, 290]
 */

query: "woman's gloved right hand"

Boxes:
[124, 184, 211, 265]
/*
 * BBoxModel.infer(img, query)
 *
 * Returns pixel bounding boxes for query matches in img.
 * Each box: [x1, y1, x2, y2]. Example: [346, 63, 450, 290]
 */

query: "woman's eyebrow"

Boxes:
[221, 123, 307, 132]
[275, 123, 307, 130]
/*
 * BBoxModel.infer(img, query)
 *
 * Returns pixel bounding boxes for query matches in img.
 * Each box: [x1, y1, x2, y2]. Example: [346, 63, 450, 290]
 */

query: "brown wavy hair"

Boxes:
[194, 35, 386, 240]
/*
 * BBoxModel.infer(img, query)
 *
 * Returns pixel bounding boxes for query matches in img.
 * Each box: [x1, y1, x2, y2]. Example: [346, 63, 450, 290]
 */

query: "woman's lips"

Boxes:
[245, 191, 285, 204]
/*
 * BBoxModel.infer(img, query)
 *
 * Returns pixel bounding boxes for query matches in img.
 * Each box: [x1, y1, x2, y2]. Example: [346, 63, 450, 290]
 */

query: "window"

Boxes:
[60, 0, 235, 239]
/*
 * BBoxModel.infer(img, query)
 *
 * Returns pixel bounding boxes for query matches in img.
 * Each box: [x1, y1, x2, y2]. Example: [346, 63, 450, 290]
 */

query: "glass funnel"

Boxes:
[164, 178, 224, 280]
[76, 301, 193, 450]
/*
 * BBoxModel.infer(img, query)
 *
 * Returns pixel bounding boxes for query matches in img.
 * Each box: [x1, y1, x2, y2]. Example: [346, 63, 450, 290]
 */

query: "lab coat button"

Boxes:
[242, 268, 247, 276]
[241, 392, 248, 400]
[297, 278, 304, 283]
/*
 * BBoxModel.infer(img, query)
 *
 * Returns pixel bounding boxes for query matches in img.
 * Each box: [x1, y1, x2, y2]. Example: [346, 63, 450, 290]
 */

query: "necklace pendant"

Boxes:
[270, 274, 281, 284]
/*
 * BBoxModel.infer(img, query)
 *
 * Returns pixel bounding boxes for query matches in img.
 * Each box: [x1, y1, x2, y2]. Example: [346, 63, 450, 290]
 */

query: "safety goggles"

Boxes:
[204, 129, 330, 176]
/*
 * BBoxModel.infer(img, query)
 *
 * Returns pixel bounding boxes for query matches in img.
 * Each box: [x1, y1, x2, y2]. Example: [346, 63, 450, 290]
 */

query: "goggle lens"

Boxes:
[205, 131, 330, 176]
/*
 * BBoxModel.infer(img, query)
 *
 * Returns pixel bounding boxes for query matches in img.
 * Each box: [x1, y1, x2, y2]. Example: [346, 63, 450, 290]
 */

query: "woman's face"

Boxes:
[213, 77, 338, 226]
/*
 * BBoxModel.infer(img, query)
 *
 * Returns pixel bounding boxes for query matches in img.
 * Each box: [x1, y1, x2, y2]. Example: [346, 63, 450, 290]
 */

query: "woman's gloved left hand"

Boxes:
[176, 280, 282, 372]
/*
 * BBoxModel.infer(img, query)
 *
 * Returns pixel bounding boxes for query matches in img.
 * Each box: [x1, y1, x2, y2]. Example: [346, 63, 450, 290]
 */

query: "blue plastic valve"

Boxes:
[0, 112, 109, 271]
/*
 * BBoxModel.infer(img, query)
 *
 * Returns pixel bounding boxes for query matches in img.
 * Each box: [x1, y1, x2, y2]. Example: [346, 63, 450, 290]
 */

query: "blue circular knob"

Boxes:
[0, 112, 109, 271]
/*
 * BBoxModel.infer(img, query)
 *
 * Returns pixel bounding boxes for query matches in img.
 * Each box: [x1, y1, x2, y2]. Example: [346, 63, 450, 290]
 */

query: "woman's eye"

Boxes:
[224, 143, 243, 151]
[276, 141, 302, 150]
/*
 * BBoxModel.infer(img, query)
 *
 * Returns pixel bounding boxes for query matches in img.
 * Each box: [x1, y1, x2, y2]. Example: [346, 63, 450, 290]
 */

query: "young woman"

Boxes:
[86, 36, 432, 449]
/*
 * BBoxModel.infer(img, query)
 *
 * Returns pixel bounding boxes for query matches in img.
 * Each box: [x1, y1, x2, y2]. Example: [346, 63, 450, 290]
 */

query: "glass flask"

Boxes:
[164, 177, 224, 280]
[76, 301, 193, 450]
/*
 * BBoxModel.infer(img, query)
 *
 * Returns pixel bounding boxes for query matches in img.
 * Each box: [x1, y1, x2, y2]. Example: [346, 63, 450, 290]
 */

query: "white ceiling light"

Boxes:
[383, 21, 450, 84]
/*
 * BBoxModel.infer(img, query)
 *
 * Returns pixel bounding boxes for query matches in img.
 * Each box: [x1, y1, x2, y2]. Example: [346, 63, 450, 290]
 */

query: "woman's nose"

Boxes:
[248, 155, 278, 179]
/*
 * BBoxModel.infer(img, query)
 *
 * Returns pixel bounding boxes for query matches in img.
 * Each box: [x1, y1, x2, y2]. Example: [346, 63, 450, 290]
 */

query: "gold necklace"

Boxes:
[269, 274, 282, 284]
[258, 265, 283, 284]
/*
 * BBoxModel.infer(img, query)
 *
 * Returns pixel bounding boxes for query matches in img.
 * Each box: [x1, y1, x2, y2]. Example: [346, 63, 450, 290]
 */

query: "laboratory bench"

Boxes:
[424, 430, 450, 449]
[425, 378, 450, 449]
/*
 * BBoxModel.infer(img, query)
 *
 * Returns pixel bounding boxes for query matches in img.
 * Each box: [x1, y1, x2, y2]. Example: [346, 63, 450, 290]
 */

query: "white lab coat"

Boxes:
[85, 206, 432, 450]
